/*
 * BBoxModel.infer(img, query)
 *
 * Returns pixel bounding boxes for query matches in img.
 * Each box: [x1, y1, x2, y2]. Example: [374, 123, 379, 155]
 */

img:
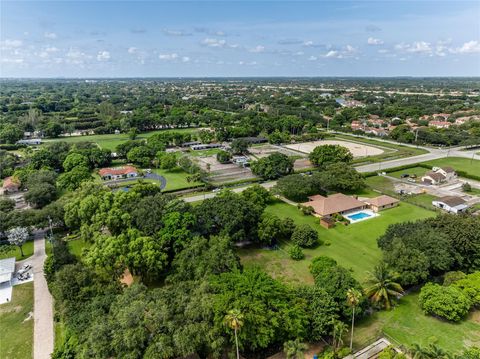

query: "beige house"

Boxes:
[364, 195, 399, 212]
[303, 193, 367, 217]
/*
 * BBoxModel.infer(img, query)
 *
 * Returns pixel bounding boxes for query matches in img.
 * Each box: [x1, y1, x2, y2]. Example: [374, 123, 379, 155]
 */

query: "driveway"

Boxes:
[29, 231, 54, 359]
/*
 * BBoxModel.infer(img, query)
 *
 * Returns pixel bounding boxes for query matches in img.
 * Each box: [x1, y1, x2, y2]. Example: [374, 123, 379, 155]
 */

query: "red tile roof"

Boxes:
[98, 166, 138, 177]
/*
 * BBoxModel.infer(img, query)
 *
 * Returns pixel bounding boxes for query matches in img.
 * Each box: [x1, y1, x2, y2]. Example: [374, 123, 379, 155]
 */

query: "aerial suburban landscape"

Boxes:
[1, 1, 480, 359]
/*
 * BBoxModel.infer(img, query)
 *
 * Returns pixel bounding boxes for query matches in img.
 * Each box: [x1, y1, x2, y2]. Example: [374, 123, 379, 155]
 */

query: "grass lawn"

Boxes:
[153, 168, 203, 191]
[0, 282, 34, 359]
[403, 193, 438, 210]
[67, 238, 91, 259]
[238, 200, 435, 284]
[0, 241, 34, 261]
[364, 176, 396, 196]
[353, 292, 480, 353]
[422, 157, 480, 177]
[388, 166, 427, 180]
[43, 128, 198, 150]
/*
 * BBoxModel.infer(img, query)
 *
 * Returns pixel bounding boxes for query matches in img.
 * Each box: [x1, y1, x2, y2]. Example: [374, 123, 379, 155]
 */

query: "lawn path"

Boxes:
[32, 231, 54, 359]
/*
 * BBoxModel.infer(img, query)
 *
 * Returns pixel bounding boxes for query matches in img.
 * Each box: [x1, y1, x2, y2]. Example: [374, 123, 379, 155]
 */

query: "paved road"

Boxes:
[31, 231, 54, 359]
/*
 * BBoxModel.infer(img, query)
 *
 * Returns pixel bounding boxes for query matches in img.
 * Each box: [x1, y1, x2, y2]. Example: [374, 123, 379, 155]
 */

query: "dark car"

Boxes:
[400, 173, 409, 178]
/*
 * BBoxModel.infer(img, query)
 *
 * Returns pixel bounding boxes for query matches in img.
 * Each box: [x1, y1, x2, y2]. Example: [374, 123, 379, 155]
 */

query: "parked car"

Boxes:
[400, 174, 409, 178]
[17, 263, 32, 276]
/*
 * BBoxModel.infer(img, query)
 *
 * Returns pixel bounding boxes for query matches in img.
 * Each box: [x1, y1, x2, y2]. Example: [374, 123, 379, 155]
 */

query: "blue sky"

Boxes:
[1, 1, 479, 77]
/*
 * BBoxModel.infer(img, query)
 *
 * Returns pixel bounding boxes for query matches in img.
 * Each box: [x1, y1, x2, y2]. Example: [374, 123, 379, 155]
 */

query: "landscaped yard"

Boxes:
[153, 168, 203, 191]
[43, 128, 198, 150]
[67, 238, 91, 259]
[0, 241, 34, 261]
[0, 282, 34, 359]
[353, 292, 480, 353]
[238, 200, 435, 284]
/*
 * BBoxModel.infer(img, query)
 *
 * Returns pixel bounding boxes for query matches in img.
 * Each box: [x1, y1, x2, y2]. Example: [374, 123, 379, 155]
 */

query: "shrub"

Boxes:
[216, 150, 232, 164]
[309, 256, 337, 279]
[462, 182, 472, 192]
[291, 224, 320, 248]
[289, 245, 305, 260]
[419, 282, 471, 321]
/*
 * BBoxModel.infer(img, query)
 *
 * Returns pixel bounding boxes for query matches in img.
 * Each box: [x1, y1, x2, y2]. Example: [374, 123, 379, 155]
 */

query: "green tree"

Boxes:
[309, 144, 353, 168]
[0, 124, 23, 144]
[364, 262, 404, 310]
[57, 166, 92, 191]
[63, 153, 89, 172]
[289, 244, 305, 260]
[224, 309, 244, 359]
[230, 138, 249, 155]
[346, 288, 362, 350]
[419, 283, 471, 322]
[251, 152, 294, 180]
[284, 339, 308, 359]
[313, 163, 365, 192]
[156, 151, 177, 170]
[216, 150, 232, 164]
[291, 224, 319, 248]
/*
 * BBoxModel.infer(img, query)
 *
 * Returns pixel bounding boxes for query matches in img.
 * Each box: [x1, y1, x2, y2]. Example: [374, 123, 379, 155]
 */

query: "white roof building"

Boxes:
[0, 257, 16, 285]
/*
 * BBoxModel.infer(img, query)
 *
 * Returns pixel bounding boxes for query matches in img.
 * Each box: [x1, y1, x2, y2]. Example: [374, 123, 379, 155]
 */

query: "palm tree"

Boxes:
[331, 319, 348, 353]
[283, 339, 308, 359]
[409, 343, 452, 359]
[224, 309, 244, 359]
[364, 262, 404, 310]
[346, 288, 362, 350]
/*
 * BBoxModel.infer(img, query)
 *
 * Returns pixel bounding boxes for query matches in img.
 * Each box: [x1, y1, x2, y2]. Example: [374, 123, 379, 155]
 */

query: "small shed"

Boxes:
[320, 217, 335, 229]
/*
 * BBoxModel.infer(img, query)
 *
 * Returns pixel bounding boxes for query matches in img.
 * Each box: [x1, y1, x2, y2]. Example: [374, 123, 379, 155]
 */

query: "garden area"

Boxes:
[238, 199, 435, 284]
[0, 282, 34, 359]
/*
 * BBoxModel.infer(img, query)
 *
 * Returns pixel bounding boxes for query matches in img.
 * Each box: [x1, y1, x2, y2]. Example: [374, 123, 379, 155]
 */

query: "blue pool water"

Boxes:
[347, 212, 372, 221]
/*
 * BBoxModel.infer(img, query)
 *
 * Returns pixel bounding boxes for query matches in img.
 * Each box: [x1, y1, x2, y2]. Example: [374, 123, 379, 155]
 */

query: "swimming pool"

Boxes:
[346, 210, 377, 223]
[347, 212, 371, 221]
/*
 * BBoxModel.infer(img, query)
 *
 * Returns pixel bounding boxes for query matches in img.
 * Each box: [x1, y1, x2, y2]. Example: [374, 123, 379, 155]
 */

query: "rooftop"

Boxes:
[304, 193, 366, 216]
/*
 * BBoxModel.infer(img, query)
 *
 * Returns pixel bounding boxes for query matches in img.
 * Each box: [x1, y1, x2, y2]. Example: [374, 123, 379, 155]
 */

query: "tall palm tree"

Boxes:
[331, 319, 348, 353]
[224, 309, 244, 359]
[365, 262, 404, 310]
[346, 288, 362, 350]
[283, 339, 308, 359]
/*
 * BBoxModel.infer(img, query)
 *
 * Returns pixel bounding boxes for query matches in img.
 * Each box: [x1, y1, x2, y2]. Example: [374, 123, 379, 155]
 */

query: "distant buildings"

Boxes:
[17, 138, 42, 145]
[428, 121, 452, 129]
[190, 143, 223, 151]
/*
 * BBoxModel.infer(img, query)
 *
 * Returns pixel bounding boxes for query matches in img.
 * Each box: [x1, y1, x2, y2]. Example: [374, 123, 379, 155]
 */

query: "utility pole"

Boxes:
[47, 216, 54, 243]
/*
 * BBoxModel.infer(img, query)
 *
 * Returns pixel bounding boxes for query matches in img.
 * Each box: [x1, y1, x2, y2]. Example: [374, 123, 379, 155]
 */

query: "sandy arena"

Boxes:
[285, 140, 385, 158]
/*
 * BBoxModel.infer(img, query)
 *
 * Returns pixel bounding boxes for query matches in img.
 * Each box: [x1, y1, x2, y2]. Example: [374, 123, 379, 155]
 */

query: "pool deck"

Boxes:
[346, 209, 378, 223]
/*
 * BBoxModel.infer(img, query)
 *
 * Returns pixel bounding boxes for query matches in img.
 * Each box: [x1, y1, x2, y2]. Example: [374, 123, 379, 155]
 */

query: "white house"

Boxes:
[421, 171, 446, 185]
[433, 167, 457, 181]
[432, 196, 469, 214]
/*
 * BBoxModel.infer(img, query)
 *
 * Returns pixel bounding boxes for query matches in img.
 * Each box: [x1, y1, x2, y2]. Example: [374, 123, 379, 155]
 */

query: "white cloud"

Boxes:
[395, 41, 432, 54]
[128, 47, 137, 54]
[44, 32, 57, 39]
[1, 39, 23, 49]
[159, 53, 179, 60]
[181, 56, 190, 63]
[162, 29, 192, 37]
[45, 46, 59, 53]
[238, 61, 257, 66]
[308, 55, 318, 61]
[367, 37, 384, 45]
[249, 45, 265, 53]
[378, 49, 389, 54]
[451, 40, 480, 54]
[202, 38, 227, 47]
[322, 45, 357, 59]
[96, 50, 110, 61]
[1, 58, 24, 64]
[66, 49, 92, 65]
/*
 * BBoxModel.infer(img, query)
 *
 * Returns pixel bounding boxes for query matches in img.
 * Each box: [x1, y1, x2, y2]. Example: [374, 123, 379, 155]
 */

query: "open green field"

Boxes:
[422, 157, 480, 177]
[239, 200, 435, 284]
[388, 166, 427, 180]
[153, 168, 203, 191]
[67, 238, 91, 259]
[0, 241, 34, 261]
[0, 282, 34, 359]
[43, 128, 198, 150]
[354, 292, 480, 353]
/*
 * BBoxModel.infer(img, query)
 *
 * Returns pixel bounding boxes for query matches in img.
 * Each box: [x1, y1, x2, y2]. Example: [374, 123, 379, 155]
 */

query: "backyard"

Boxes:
[238, 199, 435, 284]
[422, 157, 480, 177]
[0, 282, 34, 359]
